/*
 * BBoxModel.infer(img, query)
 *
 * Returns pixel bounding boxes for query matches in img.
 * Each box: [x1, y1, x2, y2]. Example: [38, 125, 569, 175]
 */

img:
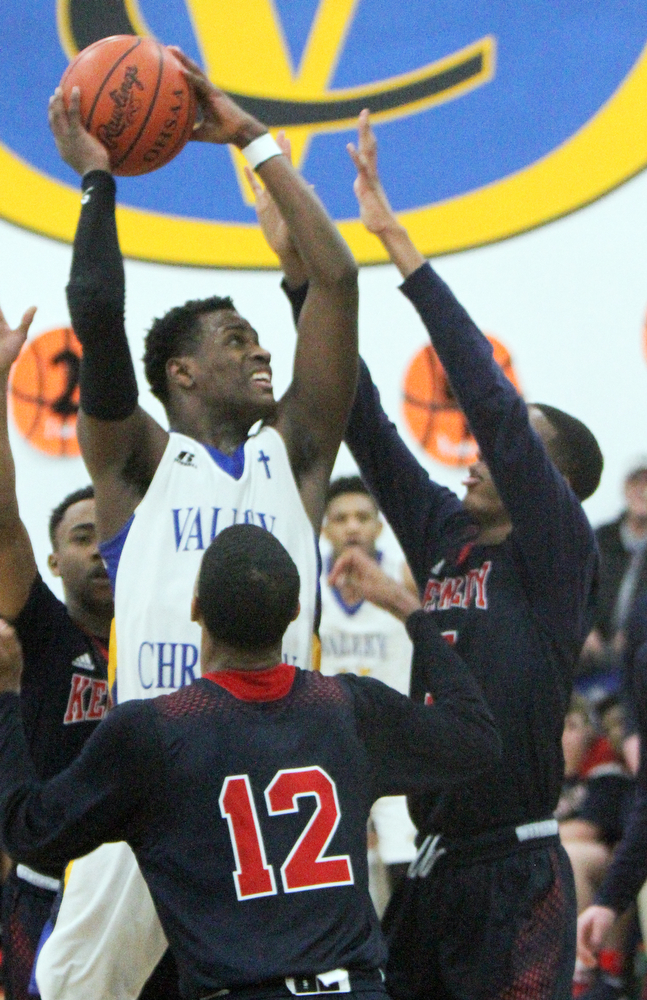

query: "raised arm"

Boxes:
[48, 88, 168, 541]
[236, 127, 359, 532]
[349, 113, 596, 631]
[0, 306, 39, 619]
[251, 150, 468, 582]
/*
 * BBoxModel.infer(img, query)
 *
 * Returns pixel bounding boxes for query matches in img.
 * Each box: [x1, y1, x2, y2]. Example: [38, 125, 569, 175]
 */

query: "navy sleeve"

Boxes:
[345, 610, 500, 799]
[595, 639, 647, 912]
[66, 170, 139, 421]
[345, 359, 474, 588]
[399, 262, 597, 638]
[13, 575, 66, 689]
[0, 695, 161, 873]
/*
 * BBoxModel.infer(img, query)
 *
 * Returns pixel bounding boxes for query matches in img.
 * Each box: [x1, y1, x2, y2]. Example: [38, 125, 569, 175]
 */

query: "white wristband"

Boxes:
[241, 133, 282, 170]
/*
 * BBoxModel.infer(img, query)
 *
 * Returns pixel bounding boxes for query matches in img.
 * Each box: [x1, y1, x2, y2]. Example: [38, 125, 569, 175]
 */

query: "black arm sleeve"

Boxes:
[66, 170, 138, 421]
[347, 610, 501, 800]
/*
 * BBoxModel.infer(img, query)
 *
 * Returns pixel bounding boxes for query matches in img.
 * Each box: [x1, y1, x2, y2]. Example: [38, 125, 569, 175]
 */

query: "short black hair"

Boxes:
[533, 404, 603, 502]
[49, 486, 95, 547]
[326, 475, 376, 508]
[197, 525, 300, 651]
[143, 295, 235, 405]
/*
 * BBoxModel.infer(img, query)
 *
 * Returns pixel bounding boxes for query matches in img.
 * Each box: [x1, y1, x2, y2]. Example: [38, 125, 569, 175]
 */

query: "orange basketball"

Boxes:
[60, 35, 196, 176]
[10, 327, 82, 457]
[402, 335, 522, 467]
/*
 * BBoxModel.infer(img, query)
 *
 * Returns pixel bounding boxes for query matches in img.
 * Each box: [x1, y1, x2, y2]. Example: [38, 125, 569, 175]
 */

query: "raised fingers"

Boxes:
[244, 165, 264, 199]
[19, 307, 37, 337]
[48, 87, 69, 136]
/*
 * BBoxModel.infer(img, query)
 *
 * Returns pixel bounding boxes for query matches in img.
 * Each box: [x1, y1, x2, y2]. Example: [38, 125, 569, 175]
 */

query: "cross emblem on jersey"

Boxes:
[258, 450, 271, 479]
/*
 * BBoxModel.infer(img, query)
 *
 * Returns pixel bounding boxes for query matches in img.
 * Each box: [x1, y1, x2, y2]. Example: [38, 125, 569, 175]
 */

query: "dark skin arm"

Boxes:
[0, 306, 39, 619]
[48, 85, 168, 540]
[49, 55, 357, 539]
[175, 52, 358, 533]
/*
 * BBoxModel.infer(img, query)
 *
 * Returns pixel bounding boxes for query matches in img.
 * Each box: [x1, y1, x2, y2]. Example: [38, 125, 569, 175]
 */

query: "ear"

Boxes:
[190, 593, 203, 624]
[166, 357, 196, 391]
[291, 600, 301, 623]
[375, 519, 383, 539]
[48, 552, 61, 578]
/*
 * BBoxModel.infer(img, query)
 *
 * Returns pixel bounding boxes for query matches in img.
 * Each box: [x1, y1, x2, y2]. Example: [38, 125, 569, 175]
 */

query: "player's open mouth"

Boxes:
[251, 371, 273, 388]
[462, 475, 481, 488]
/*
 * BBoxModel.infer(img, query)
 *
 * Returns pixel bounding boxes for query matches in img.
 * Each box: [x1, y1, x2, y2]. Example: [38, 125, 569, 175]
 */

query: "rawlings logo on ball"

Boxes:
[97, 67, 145, 149]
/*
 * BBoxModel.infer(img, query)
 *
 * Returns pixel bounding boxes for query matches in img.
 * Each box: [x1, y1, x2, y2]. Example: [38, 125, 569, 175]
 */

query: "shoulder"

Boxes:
[14, 574, 71, 641]
[99, 699, 155, 746]
[14, 574, 65, 620]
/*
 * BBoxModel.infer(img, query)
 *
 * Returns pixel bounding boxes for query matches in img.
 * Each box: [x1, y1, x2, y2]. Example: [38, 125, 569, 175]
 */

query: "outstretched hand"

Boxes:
[245, 132, 307, 285]
[329, 547, 421, 621]
[168, 47, 263, 148]
[0, 305, 36, 376]
[48, 87, 111, 176]
[0, 619, 23, 694]
[347, 109, 397, 236]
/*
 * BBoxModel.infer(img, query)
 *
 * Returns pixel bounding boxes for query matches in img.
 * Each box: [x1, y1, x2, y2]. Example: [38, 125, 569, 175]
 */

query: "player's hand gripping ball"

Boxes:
[60, 35, 196, 176]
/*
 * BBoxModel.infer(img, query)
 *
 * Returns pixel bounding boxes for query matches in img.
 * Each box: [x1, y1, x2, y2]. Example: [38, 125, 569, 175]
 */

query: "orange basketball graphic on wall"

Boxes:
[402, 335, 521, 466]
[10, 327, 82, 457]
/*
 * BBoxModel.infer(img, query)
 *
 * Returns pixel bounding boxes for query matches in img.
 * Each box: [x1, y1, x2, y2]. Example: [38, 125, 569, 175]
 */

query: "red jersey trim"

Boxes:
[203, 663, 296, 702]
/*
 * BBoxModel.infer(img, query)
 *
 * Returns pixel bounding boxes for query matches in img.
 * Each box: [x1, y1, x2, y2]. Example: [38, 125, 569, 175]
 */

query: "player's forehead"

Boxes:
[57, 499, 97, 540]
[326, 492, 379, 519]
[198, 308, 258, 342]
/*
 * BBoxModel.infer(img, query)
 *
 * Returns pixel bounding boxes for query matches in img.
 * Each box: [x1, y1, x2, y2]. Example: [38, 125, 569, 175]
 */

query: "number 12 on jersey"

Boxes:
[219, 766, 354, 900]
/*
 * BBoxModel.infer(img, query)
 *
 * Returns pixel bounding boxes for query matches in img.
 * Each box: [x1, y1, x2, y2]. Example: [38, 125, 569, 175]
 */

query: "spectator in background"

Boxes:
[619, 590, 647, 775]
[558, 695, 634, 999]
[579, 464, 647, 693]
[320, 476, 418, 912]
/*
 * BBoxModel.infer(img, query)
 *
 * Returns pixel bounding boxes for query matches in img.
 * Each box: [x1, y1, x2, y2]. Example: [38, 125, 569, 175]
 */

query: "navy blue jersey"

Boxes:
[0, 610, 498, 1000]
[14, 574, 108, 783]
[344, 263, 598, 838]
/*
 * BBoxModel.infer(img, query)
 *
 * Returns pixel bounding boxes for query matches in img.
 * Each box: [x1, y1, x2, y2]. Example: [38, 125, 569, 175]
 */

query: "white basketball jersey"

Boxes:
[108, 426, 317, 704]
[319, 553, 413, 694]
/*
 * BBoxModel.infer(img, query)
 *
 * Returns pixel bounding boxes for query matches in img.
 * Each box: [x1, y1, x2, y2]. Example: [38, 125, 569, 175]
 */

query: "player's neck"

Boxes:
[203, 638, 284, 673]
[168, 400, 263, 454]
[65, 593, 111, 642]
[474, 521, 513, 546]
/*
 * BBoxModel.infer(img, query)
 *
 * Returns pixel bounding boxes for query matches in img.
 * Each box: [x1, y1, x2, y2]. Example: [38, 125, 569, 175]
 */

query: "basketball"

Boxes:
[9, 327, 82, 457]
[60, 35, 196, 176]
[402, 335, 521, 467]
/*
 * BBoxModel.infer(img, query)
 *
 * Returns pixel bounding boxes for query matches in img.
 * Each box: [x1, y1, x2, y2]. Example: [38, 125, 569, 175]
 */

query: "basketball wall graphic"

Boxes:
[10, 327, 82, 457]
[402, 336, 520, 467]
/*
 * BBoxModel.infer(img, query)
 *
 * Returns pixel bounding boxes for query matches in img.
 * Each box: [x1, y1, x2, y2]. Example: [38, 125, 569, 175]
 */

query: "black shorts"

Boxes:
[383, 838, 576, 1000]
[1, 868, 58, 1000]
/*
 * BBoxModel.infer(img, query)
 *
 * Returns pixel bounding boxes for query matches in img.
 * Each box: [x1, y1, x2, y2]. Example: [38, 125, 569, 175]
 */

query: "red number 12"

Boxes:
[219, 766, 354, 900]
